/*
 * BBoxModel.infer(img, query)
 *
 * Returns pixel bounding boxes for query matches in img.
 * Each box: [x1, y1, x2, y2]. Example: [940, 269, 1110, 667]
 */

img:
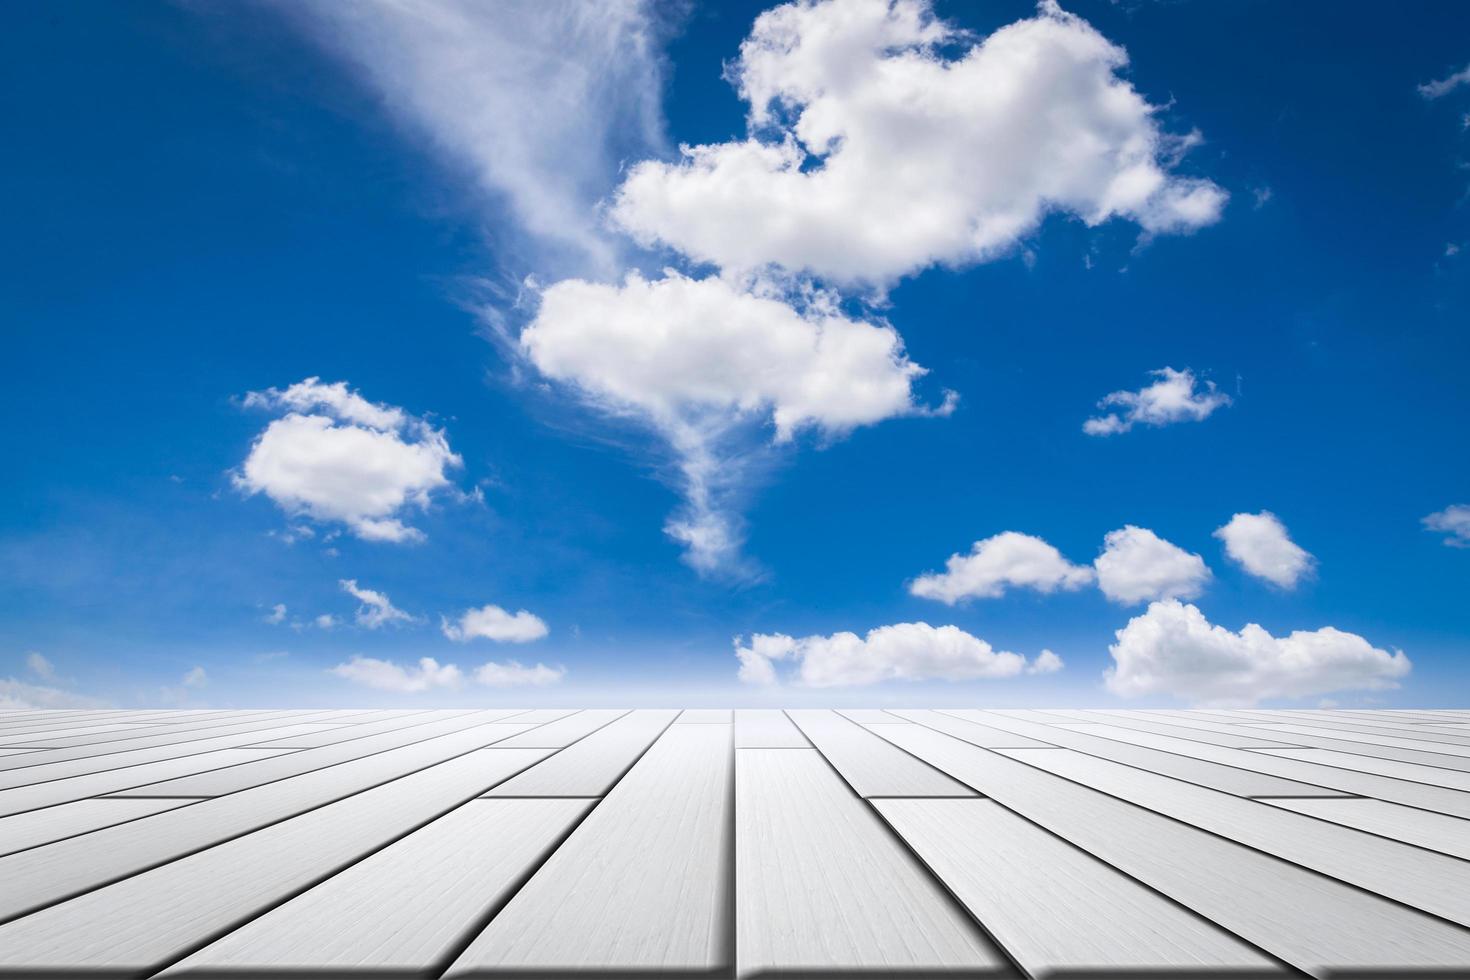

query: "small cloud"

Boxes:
[25, 652, 58, 683]
[1094, 525, 1212, 605]
[314, 614, 338, 630]
[1423, 504, 1470, 547]
[1028, 649, 1065, 675]
[735, 622, 1027, 687]
[441, 604, 549, 643]
[1251, 186, 1273, 209]
[181, 666, 208, 689]
[909, 531, 1094, 604]
[331, 655, 462, 693]
[1084, 367, 1231, 437]
[264, 603, 288, 625]
[474, 661, 565, 687]
[1214, 511, 1315, 588]
[340, 579, 415, 629]
[1420, 63, 1470, 100]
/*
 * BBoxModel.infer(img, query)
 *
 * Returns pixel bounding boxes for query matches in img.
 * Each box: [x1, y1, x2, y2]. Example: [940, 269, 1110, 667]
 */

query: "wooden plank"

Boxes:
[160, 797, 590, 977]
[491, 709, 626, 748]
[1214, 711, 1470, 742]
[0, 723, 159, 745]
[485, 709, 678, 797]
[0, 711, 337, 754]
[678, 708, 733, 723]
[445, 724, 733, 977]
[868, 723, 1470, 975]
[240, 708, 456, 748]
[1254, 747, 1470, 791]
[937, 711, 1346, 798]
[0, 748, 551, 976]
[1246, 722, 1470, 758]
[0, 722, 346, 791]
[0, 712, 357, 772]
[787, 710, 976, 797]
[0, 722, 539, 921]
[996, 747, 1470, 927]
[1246, 737, 1470, 774]
[875, 797, 1282, 977]
[887, 708, 1052, 748]
[1264, 797, 1470, 861]
[1024, 709, 1304, 748]
[0, 798, 198, 855]
[734, 709, 807, 747]
[0, 710, 233, 734]
[735, 748, 1005, 977]
[0, 747, 297, 817]
[110, 710, 537, 797]
[834, 708, 908, 724]
[0, 750, 33, 758]
[1057, 724, 1470, 819]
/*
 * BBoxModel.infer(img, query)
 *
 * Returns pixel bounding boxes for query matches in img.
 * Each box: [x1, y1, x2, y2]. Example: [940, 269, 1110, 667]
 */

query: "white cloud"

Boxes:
[1094, 525, 1211, 605]
[330, 654, 562, 691]
[182, 666, 208, 689]
[1083, 367, 1230, 436]
[276, 0, 671, 276]
[1420, 63, 1470, 100]
[1105, 599, 1410, 706]
[264, 603, 288, 625]
[1214, 511, 1315, 588]
[340, 579, 415, 629]
[314, 614, 338, 630]
[0, 678, 108, 710]
[474, 661, 565, 686]
[909, 531, 1094, 603]
[236, 378, 463, 543]
[25, 652, 57, 682]
[331, 655, 463, 693]
[612, 0, 1224, 288]
[734, 622, 1046, 687]
[522, 272, 942, 573]
[1424, 504, 1470, 547]
[1028, 648, 1065, 674]
[441, 604, 549, 643]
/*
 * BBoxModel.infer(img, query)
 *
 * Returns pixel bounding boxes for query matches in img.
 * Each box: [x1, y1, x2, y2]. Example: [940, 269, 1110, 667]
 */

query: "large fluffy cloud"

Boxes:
[1214, 511, 1315, 588]
[612, 0, 1225, 287]
[909, 531, 1094, 603]
[277, 0, 671, 275]
[522, 272, 941, 572]
[441, 604, 550, 643]
[1105, 599, 1410, 706]
[1094, 525, 1211, 605]
[236, 378, 462, 543]
[1423, 504, 1470, 548]
[1083, 367, 1230, 436]
[735, 622, 1057, 686]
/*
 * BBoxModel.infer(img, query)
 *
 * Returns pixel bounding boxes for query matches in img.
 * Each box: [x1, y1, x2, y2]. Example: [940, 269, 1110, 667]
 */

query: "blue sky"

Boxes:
[3, 0, 1468, 709]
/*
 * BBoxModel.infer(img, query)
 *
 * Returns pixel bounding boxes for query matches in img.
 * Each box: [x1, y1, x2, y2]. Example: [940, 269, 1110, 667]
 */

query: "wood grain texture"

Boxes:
[1252, 746, 1470, 790]
[869, 723, 1470, 976]
[0, 797, 199, 855]
[679, 708, 734, 723]
[485, 708, 678, 796]
[0, 747, 297, 817]
[243, 709, 475, 748]
[875, 797, 1281, 977]
[160, 798, 590, 976]
[788, 709, 976, 797]
[111, 709, 536, 797]
[1017, 709, 1304, 749]
[445, 723, 733, 977]
[886, 708, 1052, 748]
[939, 710, 1346, 798]
[995, 747, 1470, 927]
[1263, 796, 1470, 860]
[490, 708, 627, 747]
[1058, 723, 1470, 818]
[0, 722, 343, 791]
[1245, 722, 1470, 758]
[735, 749, 1008, 977]
[0, 722, 539, 921]
[0, 748, 551, 976]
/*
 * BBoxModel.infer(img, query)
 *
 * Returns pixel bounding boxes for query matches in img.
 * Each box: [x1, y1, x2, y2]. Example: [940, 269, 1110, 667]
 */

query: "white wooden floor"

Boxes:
[0, 707, 1468, 978]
